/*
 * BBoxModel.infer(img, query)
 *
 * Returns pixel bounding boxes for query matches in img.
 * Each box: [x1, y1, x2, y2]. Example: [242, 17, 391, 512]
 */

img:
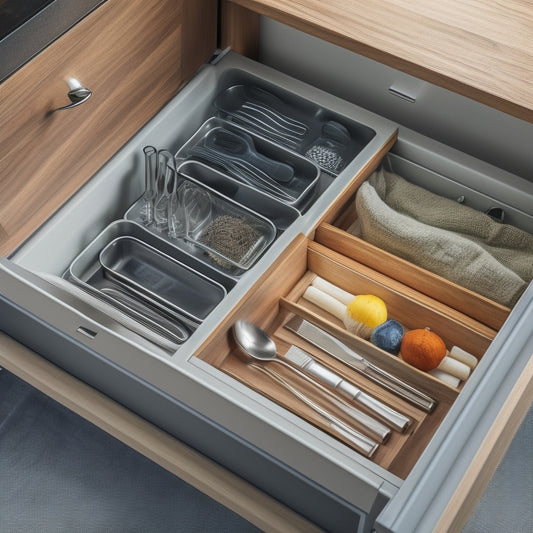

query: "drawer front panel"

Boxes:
[0, 0, 217, 256]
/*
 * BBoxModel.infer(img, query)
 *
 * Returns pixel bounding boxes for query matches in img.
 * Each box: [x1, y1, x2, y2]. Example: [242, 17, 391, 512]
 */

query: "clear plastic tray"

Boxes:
[177, 160, 300, 230]
[213, 82, 376, 175]
[176, 118, 320, 209]
[99, 235, 227, 322]
[126, 172, 277, 273]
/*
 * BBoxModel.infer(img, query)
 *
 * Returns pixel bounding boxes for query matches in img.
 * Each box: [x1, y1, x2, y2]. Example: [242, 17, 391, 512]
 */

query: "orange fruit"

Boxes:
[400, 328, 447, 371]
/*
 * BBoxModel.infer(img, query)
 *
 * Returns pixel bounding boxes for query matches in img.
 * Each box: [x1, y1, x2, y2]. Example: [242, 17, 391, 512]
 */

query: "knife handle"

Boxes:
[363, 363, 437, 413]
[337, 381, 411, 432]
[281, 356, 391, 442]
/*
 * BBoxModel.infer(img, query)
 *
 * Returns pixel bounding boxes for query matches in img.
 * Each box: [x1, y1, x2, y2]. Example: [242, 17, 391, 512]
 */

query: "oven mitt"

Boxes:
[352, 168, 533, 307]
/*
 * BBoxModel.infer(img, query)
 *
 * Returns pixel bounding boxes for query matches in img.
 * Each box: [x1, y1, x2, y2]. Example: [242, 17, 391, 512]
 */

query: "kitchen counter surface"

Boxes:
[0, 0, 105, 82]
[228, 0, 533, 123]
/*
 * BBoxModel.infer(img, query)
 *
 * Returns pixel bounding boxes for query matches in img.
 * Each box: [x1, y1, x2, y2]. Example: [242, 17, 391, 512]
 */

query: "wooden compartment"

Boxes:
[194, 235, 497, 479]
[310, 141, 533, 332]
[315, 205, 510, 331]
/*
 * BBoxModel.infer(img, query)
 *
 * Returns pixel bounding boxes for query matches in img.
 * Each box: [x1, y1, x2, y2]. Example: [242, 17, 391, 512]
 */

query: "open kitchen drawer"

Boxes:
[0, 51, 401, 532]
[1, 9, 533, 533]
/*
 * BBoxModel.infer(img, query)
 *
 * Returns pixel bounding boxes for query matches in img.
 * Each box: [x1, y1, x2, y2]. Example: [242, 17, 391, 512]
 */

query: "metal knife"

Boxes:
[284, 316, 437, 413]
[285, 346, 411, 432]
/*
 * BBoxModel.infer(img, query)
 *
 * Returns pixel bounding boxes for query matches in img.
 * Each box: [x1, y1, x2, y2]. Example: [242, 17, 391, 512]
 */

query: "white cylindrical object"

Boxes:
[311, 276, 354, 306]
[428, 368, 461, 388]
[303, 286, 346, 321]
[448, 346, 478, 369]
[437, 355, 471, 381]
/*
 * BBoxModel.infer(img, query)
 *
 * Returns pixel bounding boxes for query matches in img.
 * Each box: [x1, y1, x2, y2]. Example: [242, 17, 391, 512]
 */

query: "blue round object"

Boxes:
[370, 319, 404, 354]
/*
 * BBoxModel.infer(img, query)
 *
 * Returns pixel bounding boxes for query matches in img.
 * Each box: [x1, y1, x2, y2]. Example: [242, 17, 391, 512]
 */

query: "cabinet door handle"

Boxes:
[56, 78, 92, 111]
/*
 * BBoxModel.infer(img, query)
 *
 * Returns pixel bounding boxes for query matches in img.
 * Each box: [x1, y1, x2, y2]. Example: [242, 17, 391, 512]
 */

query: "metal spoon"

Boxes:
[249, 363, 378, 457]
[205, 128, 294, 183]
[232, 320, 394, 440]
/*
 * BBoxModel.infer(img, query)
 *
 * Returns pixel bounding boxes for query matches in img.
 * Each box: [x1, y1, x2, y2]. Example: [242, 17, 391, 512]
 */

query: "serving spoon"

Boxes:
[232, 320, 395, 440]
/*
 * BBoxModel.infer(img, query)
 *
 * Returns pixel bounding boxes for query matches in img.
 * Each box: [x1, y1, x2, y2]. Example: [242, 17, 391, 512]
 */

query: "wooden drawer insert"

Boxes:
[194, 234, 497, 479]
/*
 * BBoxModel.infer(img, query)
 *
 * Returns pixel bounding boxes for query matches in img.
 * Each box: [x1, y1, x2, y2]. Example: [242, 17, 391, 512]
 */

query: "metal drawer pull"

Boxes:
[56, 77, 92, 110]
[387, 86, 416, 103]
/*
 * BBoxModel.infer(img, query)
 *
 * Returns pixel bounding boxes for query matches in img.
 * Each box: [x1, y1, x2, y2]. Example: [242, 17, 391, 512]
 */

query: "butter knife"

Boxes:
[285, 316, 437, 413]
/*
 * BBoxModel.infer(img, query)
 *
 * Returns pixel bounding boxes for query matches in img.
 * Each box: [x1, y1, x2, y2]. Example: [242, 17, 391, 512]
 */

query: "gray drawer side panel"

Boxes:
[0, 293, 370, 533]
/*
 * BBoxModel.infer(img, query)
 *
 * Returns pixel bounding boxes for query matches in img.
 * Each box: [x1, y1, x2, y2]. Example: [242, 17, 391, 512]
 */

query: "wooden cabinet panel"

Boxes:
[0, 0, 217, 256]
[221, 0, 533, 123]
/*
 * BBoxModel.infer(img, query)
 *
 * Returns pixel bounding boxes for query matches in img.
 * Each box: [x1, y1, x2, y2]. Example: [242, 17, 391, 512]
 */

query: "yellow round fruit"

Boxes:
[346, 294, 387, 329]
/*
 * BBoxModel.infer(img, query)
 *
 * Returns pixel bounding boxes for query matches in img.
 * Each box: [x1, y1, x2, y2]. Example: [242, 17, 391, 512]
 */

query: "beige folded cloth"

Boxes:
[352, 168, 533, 307]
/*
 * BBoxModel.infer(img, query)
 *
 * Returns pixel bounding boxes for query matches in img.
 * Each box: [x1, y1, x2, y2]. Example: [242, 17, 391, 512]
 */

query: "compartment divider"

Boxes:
[306, 241, 497, 348]
[277, 298, 459, 404]
[312, 133, 398, 228]
[315, 220, 510, 331]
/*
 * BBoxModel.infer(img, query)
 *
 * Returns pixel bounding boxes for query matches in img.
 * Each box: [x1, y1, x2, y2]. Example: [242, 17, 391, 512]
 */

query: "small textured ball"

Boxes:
[346, 294, 387, 329]
[400, 328, 447, 371]
[370, 319, 404, 354]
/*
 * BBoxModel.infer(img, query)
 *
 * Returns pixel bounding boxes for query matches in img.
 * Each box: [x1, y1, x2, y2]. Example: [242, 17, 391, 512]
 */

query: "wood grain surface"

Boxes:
[196, 235, 458, 478]
[223, 0, 533, 123]
[221, 0, 261, 59]
[315, 222, 510, 331]
[0, 0, 217, 256]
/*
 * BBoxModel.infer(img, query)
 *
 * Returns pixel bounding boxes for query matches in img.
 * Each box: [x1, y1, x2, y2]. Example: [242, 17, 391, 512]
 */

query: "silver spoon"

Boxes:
[232, 320, 394, 441]
[249, 363, 378, 457]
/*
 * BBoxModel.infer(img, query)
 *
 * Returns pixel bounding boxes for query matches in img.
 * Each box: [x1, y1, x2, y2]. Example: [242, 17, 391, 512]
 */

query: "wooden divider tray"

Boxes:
[194, 235, 497, 479]
[315, 200, 511, 332]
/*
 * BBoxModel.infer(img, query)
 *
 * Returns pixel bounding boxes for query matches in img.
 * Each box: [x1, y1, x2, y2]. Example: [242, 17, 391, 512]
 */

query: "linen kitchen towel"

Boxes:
[352, 168, 533, 307]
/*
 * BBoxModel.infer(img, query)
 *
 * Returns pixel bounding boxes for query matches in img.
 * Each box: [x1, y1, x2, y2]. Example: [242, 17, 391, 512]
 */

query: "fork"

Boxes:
[226, 112, 303, 150]
[243, 85, 310, 135]
[242, 101, 308, 137]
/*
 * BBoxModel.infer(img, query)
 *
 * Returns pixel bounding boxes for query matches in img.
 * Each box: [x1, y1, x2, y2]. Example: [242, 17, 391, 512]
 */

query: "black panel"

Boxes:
[0, 0, 107, 82]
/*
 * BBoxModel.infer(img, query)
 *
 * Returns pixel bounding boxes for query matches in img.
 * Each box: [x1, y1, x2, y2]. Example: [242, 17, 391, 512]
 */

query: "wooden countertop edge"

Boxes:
[0, 332, 324, 533]
[225, 0, 533, 124]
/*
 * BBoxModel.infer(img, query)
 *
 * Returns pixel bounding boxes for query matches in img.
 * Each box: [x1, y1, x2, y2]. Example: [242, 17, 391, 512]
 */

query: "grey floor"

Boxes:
[461, 404, 533, 533]
[0, 367, 531, 533]
[0, 369, 262, 533]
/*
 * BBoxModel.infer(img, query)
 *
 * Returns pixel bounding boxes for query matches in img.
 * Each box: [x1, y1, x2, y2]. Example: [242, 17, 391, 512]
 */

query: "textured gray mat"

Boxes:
[0, 369, 262, 533]
[462, 405, 533, 533]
